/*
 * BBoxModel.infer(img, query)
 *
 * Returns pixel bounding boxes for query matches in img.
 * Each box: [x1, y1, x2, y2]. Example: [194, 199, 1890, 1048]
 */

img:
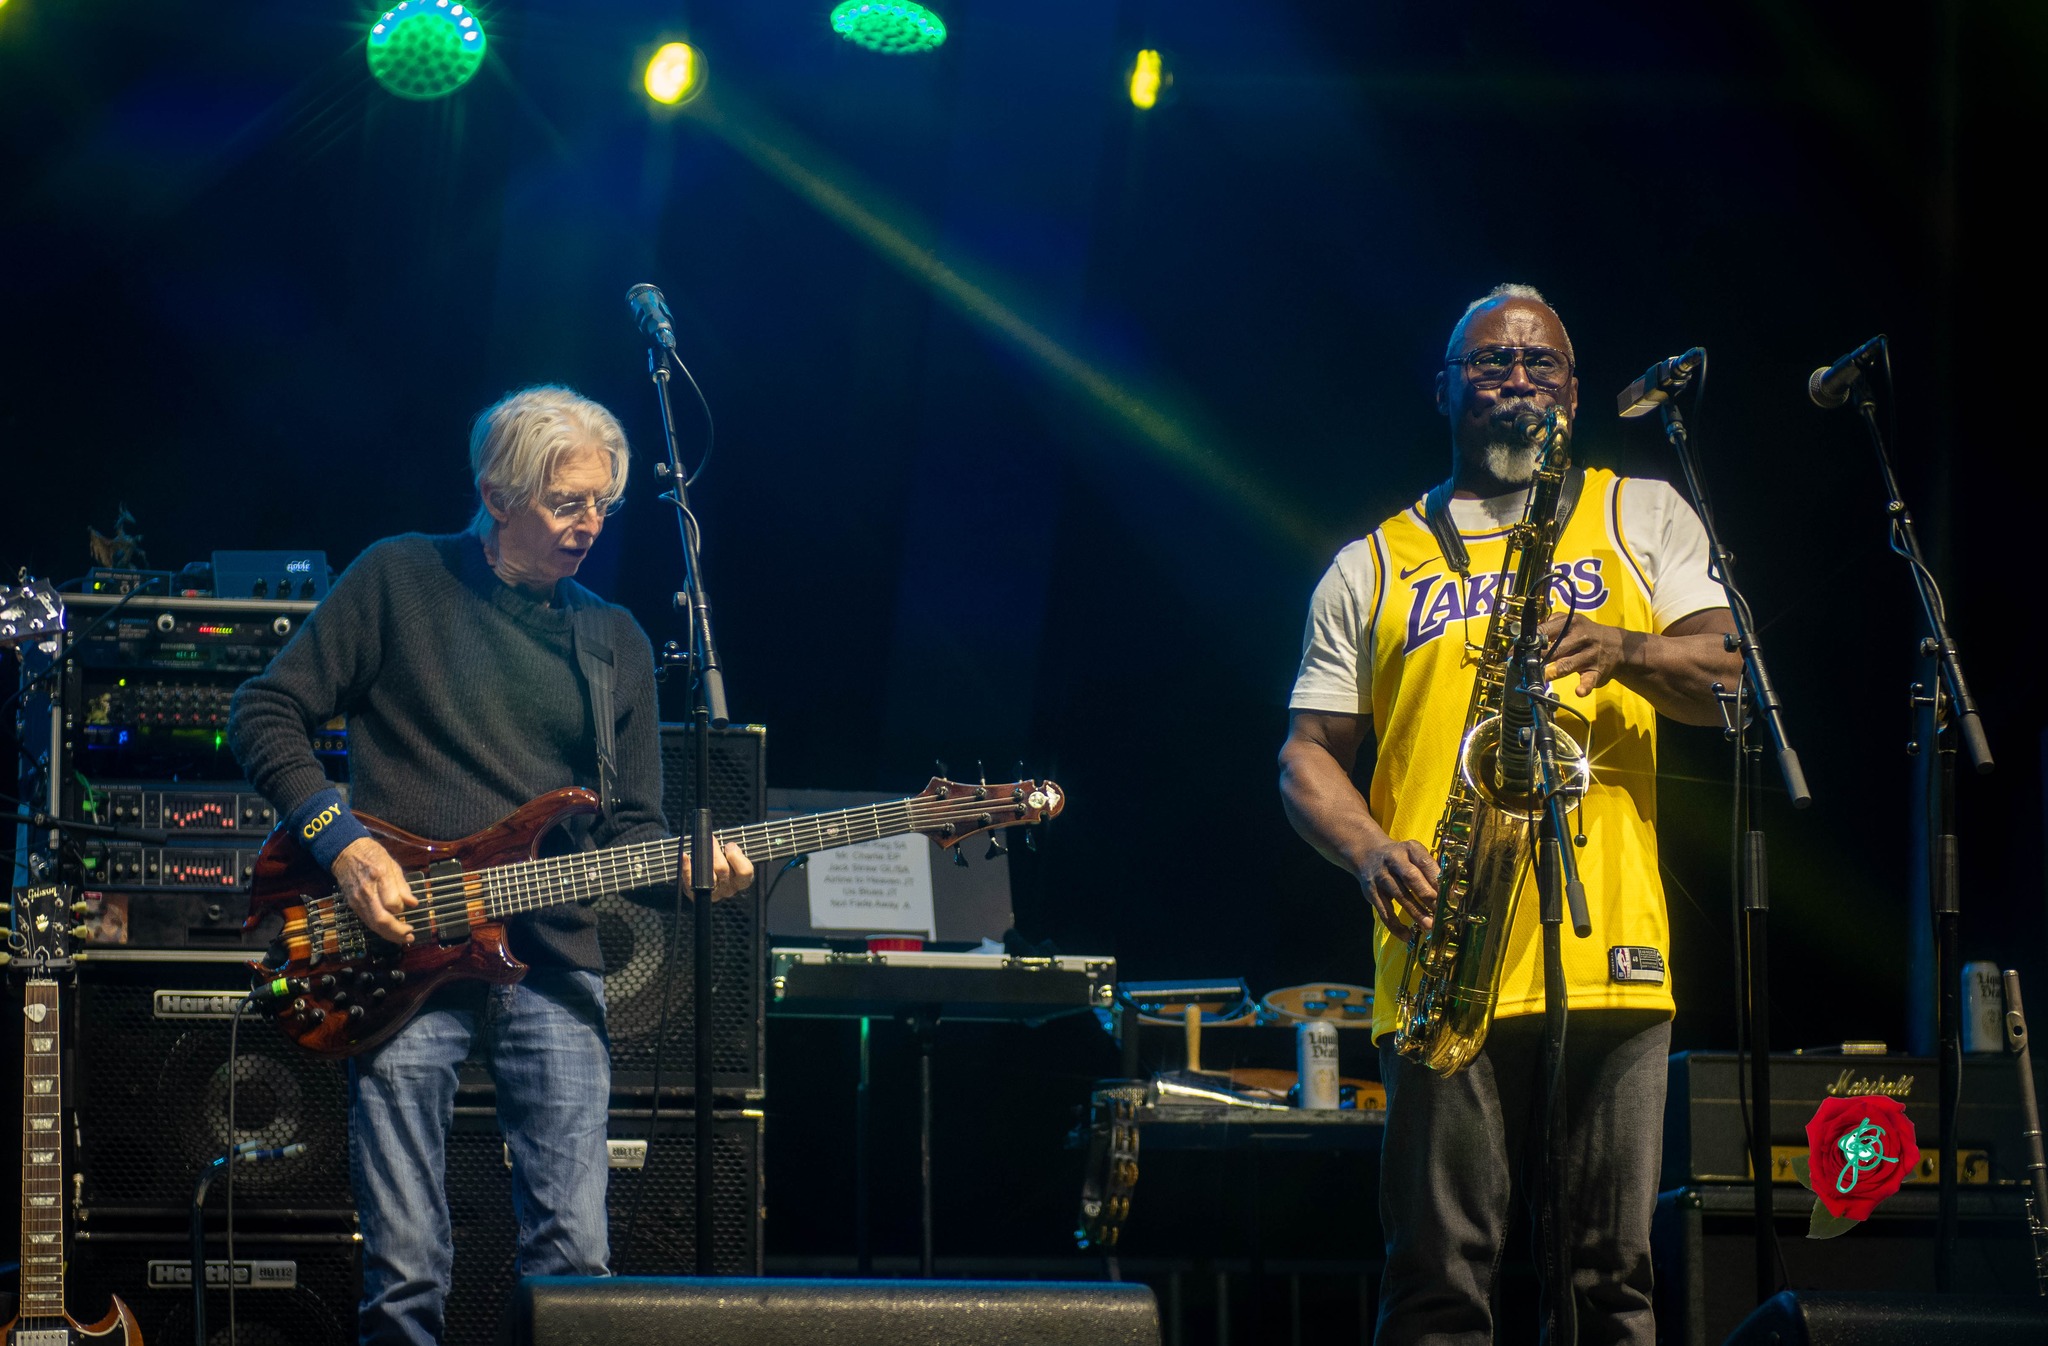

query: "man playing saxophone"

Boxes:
[1278, 285, 1740, 1344]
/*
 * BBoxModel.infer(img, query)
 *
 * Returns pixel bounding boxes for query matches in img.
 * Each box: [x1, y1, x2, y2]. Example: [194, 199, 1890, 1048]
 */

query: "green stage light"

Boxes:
[644, 42, 705, 105]
[368, 1, 487, 101]
[829, 2, 947, 54]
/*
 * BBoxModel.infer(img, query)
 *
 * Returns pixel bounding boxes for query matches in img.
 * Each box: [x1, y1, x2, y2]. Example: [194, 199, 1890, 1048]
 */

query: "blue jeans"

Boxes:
[349, 969, 612, 1346]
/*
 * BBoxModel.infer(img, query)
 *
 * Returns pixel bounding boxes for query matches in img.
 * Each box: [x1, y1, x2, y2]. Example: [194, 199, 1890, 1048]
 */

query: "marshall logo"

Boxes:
[1405, 558, 1611, 653]
[154, 989, 250, 1020]
[1825, 1068, 1915, 1099]
[285, 559, 313, 573]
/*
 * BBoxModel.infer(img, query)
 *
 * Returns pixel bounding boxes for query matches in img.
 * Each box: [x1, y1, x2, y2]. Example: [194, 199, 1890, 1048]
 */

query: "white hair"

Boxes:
[1445, 282, 1569, 359]
[467, 386, 630, 537]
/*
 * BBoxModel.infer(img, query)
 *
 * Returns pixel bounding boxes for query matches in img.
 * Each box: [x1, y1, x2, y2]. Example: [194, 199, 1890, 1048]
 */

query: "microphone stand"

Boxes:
[644, 336, 729, 1275]
[1845, 374, 1991, 1290]
[1655, 393, 1810, 1308]
[1520, 648, 1591, 1346]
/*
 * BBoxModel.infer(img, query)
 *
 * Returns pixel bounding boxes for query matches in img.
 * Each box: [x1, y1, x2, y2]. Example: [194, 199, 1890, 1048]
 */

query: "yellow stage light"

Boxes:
[644, 42, 704, 106]
[1129, 49, 1166, 110]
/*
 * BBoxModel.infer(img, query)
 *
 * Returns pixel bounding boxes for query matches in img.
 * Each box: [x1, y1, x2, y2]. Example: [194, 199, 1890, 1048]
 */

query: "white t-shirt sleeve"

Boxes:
[1289, 538, 1379, 716]
[1618, 478, 1725, 633]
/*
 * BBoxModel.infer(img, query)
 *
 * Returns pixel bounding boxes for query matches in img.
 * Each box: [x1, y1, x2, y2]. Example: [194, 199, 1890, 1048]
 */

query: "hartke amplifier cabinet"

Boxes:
[594, 724, 766, 1099]
[72, 950, 353, 1218]
[69, 1224, 361, 1346]
[1650, 1185, 2035, 1346]
[440, 1104, 765, 1346]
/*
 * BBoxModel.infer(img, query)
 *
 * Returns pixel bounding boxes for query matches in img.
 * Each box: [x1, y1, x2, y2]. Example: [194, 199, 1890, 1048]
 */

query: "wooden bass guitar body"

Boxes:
[244, 788, 601, 1060]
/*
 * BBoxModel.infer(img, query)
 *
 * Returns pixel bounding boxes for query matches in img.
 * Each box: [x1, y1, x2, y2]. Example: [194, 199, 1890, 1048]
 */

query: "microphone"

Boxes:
[625, 283, 677, 349]
[1616, 347, 1706, 419]
[1807, 334, 1885, 409]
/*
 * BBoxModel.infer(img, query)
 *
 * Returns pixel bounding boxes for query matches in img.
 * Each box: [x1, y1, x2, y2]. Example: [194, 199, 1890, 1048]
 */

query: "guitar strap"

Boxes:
[1422, 466, 1586, 578]
[567, 601, 619, 824]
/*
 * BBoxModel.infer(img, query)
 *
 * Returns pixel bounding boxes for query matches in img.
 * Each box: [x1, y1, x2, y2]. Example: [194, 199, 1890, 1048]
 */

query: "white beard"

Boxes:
[1475, 438, 1540, 488]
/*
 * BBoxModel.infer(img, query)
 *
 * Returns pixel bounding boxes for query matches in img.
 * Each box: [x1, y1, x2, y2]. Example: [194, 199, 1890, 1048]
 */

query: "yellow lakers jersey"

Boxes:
[1364, 468, 1676, 1037]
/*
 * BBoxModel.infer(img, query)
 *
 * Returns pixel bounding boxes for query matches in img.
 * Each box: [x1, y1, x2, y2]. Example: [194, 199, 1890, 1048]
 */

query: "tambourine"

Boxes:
[1259, 982, 1375, 1026]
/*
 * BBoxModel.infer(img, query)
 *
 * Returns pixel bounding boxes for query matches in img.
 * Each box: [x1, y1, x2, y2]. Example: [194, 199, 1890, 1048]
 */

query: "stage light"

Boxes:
[644, 42, 705, 105]
[367, 1, 487, 101]
[1128, 50, 1166, 110]
[829, 2, 947, 54]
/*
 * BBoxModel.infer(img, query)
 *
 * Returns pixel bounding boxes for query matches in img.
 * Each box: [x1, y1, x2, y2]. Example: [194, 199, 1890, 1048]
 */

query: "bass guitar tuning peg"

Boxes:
[1024, 827, 1038, 853]
[935, 759, 949, 779]
[953, 849, 970, 868]
[986, 833, 1007, 861]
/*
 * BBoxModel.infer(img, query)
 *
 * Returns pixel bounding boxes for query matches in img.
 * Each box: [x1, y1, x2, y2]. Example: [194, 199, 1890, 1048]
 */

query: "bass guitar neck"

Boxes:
[245, 777, 1063, 1059]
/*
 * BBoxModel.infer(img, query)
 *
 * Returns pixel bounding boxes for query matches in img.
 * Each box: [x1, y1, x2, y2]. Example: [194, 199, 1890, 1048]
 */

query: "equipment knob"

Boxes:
[387, 969, 405, 986]
[308, 1007, 327, 1023]
[252, 578, 268, 597]
[347, 1005, 365, 1022]
[272, 615, 293, 637]
[155, 612, 176, 633]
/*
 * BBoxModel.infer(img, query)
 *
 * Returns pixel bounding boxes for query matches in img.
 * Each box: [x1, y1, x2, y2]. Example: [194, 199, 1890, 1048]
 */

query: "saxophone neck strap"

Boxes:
[1422, 467, 1588, 579]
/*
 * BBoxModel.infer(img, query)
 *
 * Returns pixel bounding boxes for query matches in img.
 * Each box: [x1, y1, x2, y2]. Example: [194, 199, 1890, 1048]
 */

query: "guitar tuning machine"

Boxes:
[986, 833, 1006, 861]
[953, 849, 969, 868]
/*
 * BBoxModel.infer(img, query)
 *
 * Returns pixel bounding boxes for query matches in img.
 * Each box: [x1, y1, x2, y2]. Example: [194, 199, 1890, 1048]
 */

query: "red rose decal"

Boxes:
[1806, 1094, 1920, 1221]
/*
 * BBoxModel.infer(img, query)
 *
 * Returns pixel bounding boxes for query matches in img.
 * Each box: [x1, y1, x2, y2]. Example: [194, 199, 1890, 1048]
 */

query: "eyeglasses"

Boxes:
[545, 494, 626, 522]
[1446, 345, 1574, 390]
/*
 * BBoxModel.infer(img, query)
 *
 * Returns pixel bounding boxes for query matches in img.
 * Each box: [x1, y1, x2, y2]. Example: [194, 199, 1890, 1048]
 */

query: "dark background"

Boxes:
[2, 0, 2038, 1286]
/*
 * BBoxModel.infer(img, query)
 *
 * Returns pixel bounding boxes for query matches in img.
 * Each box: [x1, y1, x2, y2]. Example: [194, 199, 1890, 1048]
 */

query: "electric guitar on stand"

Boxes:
[245, 776, 1064, 1058]
[4, 881, 145, 1346]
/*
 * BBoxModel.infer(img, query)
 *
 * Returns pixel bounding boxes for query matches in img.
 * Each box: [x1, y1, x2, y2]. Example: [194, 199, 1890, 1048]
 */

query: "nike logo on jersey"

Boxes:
[1397, 559, 1439, 580]
[1404, 558, 1611, 653]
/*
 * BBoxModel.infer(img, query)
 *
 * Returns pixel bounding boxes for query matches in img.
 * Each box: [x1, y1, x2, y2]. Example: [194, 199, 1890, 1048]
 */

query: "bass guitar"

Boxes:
[245, 777, 1063, 1058]
[4, 881, 145, 1346]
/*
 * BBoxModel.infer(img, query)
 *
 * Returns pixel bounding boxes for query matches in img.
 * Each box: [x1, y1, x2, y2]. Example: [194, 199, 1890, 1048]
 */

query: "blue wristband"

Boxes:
[287, 787, 373, 870]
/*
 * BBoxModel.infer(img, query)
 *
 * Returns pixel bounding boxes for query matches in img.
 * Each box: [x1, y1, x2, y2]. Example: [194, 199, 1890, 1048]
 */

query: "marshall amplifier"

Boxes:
[1653, 1185, 2033, 1346]
[1662, 1051, 2042, 1189]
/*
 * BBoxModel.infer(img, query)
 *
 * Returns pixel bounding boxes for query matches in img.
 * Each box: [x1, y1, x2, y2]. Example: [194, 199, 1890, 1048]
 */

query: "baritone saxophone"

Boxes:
[1390, 407, 1591, 1075]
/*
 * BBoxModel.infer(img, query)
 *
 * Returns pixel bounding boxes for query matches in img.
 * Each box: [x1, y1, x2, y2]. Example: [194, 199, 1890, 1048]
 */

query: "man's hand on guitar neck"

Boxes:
[333, 837, 420, 944]
[690, 840, 756, 903]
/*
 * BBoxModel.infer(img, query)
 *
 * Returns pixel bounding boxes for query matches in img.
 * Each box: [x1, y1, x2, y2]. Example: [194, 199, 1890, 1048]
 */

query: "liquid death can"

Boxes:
[1962, 961, 2005, 1054]
[1297, 1019, 1340, 1109]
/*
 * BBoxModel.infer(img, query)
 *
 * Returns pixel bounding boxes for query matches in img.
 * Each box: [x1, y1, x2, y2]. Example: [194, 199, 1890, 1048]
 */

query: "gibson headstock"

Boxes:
[6, 882, 88, 972]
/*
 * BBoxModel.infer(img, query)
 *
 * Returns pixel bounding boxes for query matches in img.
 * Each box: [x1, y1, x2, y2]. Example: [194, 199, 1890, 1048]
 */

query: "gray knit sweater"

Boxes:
[227, 532, 668, 972]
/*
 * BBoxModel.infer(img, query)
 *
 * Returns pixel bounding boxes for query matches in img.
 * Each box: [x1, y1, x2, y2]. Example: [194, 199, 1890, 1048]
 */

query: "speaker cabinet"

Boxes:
[501, 1277, 1162, 1346]
[70, 1224, 361, 1346]
[73, 952, 352, 1217]
[441, 1105, 764, 1346]
[1723, 1291, 2048, 1345]
[595, 724, 765, 1099]
[1652, 1185, 2036, 1346]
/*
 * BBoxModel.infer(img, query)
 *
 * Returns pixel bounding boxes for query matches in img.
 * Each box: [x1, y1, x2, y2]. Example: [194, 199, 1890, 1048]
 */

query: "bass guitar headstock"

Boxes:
[909, 778, 1064, 850]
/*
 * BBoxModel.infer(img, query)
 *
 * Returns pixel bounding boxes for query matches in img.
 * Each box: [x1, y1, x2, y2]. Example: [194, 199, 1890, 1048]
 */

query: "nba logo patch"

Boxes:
[1609, 946, 1665, 985]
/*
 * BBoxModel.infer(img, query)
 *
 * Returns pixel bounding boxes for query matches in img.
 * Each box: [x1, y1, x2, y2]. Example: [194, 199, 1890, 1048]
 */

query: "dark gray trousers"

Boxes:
[1375, 1009, 1672, 1346]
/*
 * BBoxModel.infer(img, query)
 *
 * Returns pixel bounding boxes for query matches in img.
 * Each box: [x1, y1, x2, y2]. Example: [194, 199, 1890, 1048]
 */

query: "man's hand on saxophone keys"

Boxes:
[1358, 838, 1438, 944]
